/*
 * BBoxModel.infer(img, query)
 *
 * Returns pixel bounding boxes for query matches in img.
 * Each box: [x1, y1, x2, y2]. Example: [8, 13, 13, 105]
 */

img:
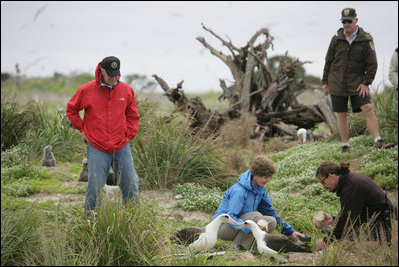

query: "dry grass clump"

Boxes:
[217, 112, 256, 148]
[226, 150, 248, 172]
[262, 138, 297, 154]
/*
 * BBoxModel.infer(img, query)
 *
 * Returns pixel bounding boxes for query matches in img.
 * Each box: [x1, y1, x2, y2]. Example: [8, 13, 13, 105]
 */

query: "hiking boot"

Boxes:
[374, 139, 395, 149]
[341, 145, 350, 153]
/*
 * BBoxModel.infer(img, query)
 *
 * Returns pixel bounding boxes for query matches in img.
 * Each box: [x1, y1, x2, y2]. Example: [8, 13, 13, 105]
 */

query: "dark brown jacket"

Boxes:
[322, 27, 378, 96]
[330, 172, 392, 241]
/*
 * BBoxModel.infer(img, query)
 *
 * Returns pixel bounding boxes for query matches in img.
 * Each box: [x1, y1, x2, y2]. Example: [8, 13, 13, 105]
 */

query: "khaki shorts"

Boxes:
[217, 211, 277, 250]
[331, 94, 371, 113]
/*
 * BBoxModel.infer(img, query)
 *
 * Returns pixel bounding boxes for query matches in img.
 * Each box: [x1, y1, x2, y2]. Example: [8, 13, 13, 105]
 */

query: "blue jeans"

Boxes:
[84, 141, 139, 217]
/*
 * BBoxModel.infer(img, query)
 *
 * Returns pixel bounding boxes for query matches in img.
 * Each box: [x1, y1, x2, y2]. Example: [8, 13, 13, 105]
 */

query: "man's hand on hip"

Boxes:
[81, 132, 88, 144]
[356, 83, 370, 97]
[322, 84, 329, 96]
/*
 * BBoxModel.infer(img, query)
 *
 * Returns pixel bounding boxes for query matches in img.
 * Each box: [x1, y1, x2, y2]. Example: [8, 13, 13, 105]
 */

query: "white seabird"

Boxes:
[238, 220, 278, 256]
[297, 128, 307, 143]
[186, 213, 240, 256]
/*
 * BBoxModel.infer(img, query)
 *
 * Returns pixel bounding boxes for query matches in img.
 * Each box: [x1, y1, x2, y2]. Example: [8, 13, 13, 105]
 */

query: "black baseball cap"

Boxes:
[101, 56, 121, 77]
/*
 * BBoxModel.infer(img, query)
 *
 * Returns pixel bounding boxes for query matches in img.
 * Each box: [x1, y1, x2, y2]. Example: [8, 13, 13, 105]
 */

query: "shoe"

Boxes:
[374, 139, 395, 149]
[341, 145, 350, 153]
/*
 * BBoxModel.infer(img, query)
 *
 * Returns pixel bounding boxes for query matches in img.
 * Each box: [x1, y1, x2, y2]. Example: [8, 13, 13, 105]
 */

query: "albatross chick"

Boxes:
[186, 213, 240, 256]
[238, 220, 278, 256]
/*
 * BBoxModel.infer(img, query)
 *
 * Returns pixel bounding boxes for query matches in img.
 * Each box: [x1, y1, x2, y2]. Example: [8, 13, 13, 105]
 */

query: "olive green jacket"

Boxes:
[322, 27, 378, 96]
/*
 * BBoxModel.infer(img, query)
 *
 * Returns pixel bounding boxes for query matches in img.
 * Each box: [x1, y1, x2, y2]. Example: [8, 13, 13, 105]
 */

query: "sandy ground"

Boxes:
[24, 188, 212, 222]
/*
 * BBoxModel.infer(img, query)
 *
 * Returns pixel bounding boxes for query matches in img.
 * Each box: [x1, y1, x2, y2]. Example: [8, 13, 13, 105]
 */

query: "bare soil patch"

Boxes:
[24, 189, 212, 222]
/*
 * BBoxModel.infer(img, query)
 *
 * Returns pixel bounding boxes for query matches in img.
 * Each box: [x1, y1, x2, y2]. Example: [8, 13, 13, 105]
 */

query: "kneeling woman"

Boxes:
[214, 155, 304, 250]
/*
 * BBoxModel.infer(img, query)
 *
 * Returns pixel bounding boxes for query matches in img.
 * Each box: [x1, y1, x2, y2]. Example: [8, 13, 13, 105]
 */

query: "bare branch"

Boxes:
[201, 23, 242, 53]
[152, 74, 170, 92]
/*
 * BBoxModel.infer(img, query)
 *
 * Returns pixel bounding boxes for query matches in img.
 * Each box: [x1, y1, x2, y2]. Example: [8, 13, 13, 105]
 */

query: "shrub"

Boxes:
[1, 143, 30, 168]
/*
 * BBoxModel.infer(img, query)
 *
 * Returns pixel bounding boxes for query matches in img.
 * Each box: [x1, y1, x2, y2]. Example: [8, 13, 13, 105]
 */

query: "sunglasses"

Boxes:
[320, 176, 329, 185]
[341, 19, 353, 24]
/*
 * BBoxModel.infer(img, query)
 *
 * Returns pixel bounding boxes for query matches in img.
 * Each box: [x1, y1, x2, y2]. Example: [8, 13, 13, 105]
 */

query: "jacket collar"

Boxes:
[335, 173, 350, 196]
[335, 26, 367, 42]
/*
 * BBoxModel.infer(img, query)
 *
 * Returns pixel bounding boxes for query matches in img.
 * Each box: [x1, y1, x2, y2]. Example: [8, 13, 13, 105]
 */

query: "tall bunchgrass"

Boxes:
[1, 199, 169, 266]
[22, 103, 83, 162]
[347, 88, 398, 142]
[1, 92, 83, 162]
[1, 92, 37, 151]
[372, 88, 398, 143]
[1, 202, 42, 266]
[317, 213, 398, 266]
[132, 99, 227, 190]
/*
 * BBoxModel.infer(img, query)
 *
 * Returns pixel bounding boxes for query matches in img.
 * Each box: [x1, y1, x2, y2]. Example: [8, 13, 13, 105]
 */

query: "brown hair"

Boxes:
[315, 161, 350, 179]
[250, 155, 276, 177]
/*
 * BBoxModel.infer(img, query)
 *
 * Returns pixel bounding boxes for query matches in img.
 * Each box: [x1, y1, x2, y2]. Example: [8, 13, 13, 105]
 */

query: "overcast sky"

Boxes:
[1, 1, 398, 93]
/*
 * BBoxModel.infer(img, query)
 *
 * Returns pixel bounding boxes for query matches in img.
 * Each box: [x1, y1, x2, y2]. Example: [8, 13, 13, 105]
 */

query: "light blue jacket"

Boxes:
[213, 170, 294, 235]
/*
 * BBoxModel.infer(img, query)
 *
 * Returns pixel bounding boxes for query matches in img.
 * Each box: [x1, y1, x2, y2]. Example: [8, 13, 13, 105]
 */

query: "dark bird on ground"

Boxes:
[78, 158, 88, 181]
[42, 145, 56, 167]
[78, 157, 116, 184]
[173, 227, 204, 245]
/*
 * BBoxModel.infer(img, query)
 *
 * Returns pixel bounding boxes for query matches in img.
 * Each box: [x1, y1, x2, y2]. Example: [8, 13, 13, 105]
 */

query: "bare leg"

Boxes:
[336, 112, 349, 143]
[360, 104, 380, 139]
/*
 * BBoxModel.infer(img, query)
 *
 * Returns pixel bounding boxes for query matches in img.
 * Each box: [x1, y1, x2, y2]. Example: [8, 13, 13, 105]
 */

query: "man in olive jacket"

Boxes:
[322, 8, 395, 153]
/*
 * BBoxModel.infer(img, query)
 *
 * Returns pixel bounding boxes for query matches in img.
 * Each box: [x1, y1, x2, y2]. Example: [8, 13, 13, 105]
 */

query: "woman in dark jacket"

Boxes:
[314, 161, 395, 251]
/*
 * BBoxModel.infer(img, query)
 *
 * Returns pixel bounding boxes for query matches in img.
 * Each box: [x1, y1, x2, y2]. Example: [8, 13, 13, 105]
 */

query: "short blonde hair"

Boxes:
[250, 155, 276, 177]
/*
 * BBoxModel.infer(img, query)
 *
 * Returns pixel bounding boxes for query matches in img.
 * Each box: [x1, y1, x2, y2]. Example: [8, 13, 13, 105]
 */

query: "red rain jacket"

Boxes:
[66, 62, 139, 153]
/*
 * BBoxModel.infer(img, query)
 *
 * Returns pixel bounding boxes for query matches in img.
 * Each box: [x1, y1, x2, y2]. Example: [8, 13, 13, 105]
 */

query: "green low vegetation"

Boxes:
[1, 75, 398, 266]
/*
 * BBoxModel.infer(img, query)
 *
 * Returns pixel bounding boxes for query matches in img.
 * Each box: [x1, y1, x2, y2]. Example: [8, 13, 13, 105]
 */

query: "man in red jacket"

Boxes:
[67, 56, 140, 217]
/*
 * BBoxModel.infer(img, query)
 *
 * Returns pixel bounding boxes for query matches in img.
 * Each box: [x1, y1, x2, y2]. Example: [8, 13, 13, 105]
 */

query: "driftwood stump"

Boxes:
[153, 24, 337, 141]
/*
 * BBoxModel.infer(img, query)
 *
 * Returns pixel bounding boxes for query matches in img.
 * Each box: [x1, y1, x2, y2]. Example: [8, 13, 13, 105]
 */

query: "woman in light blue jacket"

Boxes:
[214, 155, 304, 250]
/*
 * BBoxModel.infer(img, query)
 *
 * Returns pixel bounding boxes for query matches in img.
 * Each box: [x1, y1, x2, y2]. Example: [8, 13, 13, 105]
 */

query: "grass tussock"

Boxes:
[217, 112, 257, 148]
[1, 199, 169, 266]
[318, 213, 398, 266]
[132, 99, 227, 190]
[347, 88, 398, 142]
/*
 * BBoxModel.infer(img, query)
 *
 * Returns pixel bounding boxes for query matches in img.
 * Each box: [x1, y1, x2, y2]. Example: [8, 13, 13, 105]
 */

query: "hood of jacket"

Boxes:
[237, 170, 266, 195]
[94, 62, 120, 86]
